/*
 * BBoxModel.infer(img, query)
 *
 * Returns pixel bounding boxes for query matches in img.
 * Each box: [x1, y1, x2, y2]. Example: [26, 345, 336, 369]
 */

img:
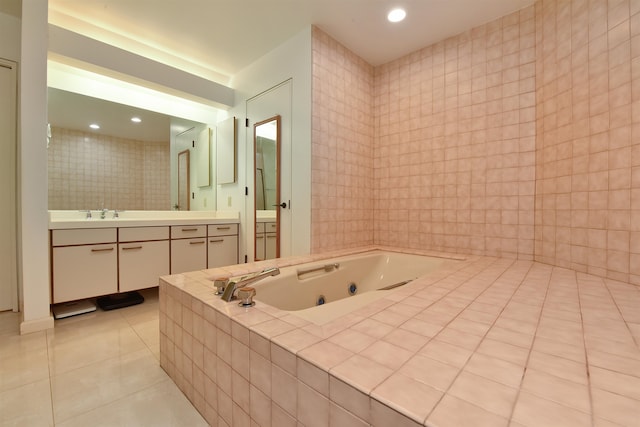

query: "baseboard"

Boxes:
[20, 315, 54, 334]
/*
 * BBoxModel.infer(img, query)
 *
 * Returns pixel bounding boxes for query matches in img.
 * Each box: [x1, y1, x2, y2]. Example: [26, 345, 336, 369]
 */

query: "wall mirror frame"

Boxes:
[254, 115, 281, 261]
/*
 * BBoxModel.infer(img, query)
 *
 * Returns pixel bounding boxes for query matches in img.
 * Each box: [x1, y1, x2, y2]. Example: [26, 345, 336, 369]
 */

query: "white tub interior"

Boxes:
[252, 251, 461, 324]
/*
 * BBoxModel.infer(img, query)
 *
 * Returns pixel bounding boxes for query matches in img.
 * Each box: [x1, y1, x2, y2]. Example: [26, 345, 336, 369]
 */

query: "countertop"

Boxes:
[48, 210, 240, 229]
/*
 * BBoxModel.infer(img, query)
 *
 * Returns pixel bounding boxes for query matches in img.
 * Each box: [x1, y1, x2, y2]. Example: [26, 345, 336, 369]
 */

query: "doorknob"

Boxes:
[273, 202, 287, 209]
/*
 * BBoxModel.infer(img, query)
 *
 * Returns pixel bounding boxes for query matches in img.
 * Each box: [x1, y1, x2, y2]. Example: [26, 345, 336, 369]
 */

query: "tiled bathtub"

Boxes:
[159, 246, 640, 427]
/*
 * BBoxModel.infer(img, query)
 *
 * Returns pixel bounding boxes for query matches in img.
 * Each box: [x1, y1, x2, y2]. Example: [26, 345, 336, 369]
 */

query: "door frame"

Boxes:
[0, 57, 18, 312]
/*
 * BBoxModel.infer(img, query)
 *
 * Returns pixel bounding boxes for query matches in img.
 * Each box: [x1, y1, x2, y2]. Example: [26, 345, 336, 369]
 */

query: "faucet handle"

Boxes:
[237, 287, 256, 307]
[213, 278, 229, 295]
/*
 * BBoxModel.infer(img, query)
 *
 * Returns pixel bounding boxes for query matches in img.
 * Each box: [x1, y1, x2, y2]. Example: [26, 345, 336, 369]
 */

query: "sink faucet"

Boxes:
[100, 208, 109, 219]
[220, 267, 280, 302]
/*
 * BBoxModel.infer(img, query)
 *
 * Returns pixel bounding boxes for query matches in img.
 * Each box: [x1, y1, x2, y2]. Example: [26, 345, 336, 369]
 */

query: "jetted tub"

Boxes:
[252, 251, 462, 324]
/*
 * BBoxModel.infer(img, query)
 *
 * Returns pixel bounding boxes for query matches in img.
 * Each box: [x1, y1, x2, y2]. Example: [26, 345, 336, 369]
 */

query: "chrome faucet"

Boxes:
[100, 208, 109, 219]
[220, 267, 280, 302]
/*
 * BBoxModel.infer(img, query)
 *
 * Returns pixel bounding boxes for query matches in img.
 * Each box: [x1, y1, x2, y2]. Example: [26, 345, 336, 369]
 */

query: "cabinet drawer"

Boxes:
[52, 228, 117, 246]
[170, 238, 207, 274]
[171, 225, 206, 239]
[119, 240, 169, 292]
[52, 244, 117, 303]
[208, 223, 238, 237]
[208, 235, 238, 268]
[255, 222, 265, 233]
[119, 226, 169, 242]
[265, 222, 277, 233]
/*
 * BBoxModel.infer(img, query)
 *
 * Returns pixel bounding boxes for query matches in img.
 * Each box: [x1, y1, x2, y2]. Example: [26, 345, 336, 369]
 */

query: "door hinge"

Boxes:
[245, 118, 249, 127]
[244, 255, 248, 263]
[192, 140, 195, 148]
[245, 187, 248, 196]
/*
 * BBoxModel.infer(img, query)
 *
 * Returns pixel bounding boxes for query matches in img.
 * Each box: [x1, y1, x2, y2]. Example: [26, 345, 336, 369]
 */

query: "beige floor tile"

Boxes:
[51, 347, 168, 423]
[0, 346, 50, 393]
[0, 378, 53, 426]
[427, 394, 509, 427]
[56, 379, 207, 427]
[47, 324, 148, 375]
[0, 329, 47, 359]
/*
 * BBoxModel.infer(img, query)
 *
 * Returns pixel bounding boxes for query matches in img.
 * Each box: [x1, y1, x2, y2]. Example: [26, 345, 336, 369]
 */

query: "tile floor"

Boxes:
[0, 289, 206, 426]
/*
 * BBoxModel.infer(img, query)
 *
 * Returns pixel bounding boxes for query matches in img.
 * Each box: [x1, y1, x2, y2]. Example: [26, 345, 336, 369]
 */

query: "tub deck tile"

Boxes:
[159, 248, 640, 426]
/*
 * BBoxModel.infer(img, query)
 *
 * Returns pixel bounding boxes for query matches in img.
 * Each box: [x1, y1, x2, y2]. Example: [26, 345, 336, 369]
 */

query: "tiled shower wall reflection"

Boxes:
[311, 0, 640, 283]
[48, 127, 170, 211]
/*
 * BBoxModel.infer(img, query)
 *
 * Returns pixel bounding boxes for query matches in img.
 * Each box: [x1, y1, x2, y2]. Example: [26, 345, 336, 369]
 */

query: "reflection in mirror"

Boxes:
[47, 87, 211, 211]
[254, 116, 280, 261]
[177, 150, 190, 210]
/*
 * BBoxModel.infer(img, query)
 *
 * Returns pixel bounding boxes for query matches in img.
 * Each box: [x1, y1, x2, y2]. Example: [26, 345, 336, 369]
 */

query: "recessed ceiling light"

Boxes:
[89, 123, 100, 130]
[387, 8, 406, 23]
[131, 117, 142, 123]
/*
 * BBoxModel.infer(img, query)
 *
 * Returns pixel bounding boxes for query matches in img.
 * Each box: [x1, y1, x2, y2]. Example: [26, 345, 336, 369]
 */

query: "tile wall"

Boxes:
[311, 27, 376, 253]
[534, 0, 640, 284]
[373, 6, 537, 260]
[311, 0, 640, 284]
[48, 127, 170, 211]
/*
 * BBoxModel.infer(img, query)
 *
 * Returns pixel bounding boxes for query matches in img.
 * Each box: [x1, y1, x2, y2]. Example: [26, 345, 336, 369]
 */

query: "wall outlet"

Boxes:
[227, 196, 232, 207]
[203, 197, 207, 207]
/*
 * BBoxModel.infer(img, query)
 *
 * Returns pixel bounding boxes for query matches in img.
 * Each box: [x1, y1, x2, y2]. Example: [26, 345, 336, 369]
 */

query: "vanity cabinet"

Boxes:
[170, 225, 207, 274]
[51, 228, 118, 303]
[207, 224, 238, 268]
[255, 222, 277, 261]
[119, 227, 169, 292]
[265, 221, 277, 260]
[50, 220, 240, 304]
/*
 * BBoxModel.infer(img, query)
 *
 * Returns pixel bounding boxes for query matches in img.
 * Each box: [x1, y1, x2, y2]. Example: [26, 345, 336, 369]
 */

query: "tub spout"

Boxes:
[220, 267, 280, 302]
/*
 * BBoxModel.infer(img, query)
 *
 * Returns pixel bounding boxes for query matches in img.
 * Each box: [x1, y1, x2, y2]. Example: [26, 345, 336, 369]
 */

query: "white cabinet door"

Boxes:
[119, 240, 169, 292]
[52, 244, 117, 303]
[265, 233, 277, 260]
[171, 238, 207, 274]
[255, 234, 265, 261]
[208, 235, 238, 268]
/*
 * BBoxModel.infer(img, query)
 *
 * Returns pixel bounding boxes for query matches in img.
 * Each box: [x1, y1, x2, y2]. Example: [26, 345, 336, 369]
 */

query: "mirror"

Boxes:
[254, 116, 280, 260]
[47, 87, 215, 211]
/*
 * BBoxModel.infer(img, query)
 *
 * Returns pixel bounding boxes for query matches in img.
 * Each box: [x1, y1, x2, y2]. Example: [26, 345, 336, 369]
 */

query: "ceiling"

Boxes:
[47, 87, 175, 141]
[43, 0, 535, 84]
[5, 0, 536, 141]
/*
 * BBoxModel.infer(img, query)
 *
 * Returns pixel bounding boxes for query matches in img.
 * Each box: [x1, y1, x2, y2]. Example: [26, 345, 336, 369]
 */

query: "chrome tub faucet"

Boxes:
[220, 267, 280, 302]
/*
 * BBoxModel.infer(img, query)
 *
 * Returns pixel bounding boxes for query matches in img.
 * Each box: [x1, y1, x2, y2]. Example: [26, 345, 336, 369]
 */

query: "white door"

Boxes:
[0, 59, 18, 311]
[246, 80, 292, 259]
